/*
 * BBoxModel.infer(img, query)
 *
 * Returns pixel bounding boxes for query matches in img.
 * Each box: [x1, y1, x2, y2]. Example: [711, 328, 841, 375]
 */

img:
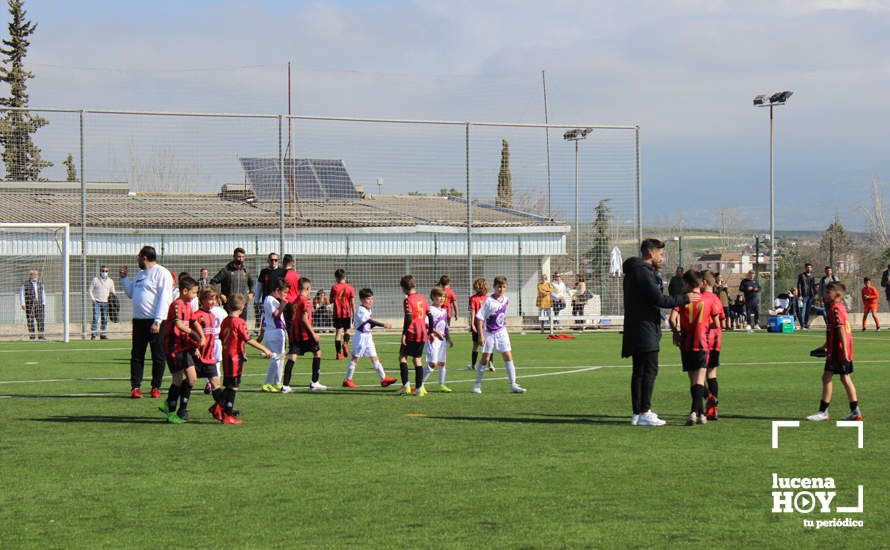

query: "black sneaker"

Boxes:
[177, 410, 191, 421]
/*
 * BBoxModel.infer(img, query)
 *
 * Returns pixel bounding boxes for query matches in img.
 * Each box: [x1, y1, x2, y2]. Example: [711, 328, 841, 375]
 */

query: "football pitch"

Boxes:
[0, 331, 886, 549]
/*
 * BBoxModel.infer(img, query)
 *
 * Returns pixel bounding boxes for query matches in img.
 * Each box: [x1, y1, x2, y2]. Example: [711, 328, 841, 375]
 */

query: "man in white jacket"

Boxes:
[120, 246, 173, 399]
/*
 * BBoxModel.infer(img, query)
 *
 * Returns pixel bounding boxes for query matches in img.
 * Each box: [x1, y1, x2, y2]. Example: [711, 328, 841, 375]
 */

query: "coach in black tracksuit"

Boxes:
[622, 239, 696, 424]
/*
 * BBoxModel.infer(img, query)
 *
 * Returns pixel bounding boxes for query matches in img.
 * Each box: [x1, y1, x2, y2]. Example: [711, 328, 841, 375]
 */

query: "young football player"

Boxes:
[219, 293, 272, 424]
[330, 268, 356, 360]
[438, 275, 459, 324]
[259, 279, 290, 392]
[286, 277, 325, 391]
[341, 288, 397, 388]
[807, 282, 863, 421]
[473, 276, 526, 394]
[419, 286, 450, 395]
[398, 275, 430, 395]
[193, 288, 225, 420]
[159, 276, 204, 424]
[701, 271, 725, 420]
[669, 270, 720, 426]
[467, 277, 495, 372]
[861, 277, 880, 331]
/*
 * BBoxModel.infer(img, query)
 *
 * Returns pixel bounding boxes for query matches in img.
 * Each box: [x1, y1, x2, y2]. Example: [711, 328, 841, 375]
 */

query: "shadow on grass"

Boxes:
[240, 388, 391, 397]
[427, 414, 629, 426]
[0, 393, 132, 399]
[30, 415, 166, 424]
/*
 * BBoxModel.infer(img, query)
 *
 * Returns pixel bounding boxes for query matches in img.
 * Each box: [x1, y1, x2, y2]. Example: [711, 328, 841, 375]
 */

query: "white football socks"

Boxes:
[475, 363, 486, 385]
[373, 361, 386, 380]
[438, 365, 447, 385]
[345, 361, 356, 381]
[505, 360, 517, 386]
[422, 365, 433, 384]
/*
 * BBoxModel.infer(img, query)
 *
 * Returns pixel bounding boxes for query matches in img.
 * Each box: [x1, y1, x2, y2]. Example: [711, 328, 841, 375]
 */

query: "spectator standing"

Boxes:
[313, 289, 332, 330]
[819, 266, 839, 325]
[18, 269, 46, 340]
[254, 253, 283, 330]
[668, 267, 685, 297]
[89, 265, 115, 340]
[739, 270, 762, 330]
[536, 274, 554, 333]
[797, 262, 818, 329]
[571, 276, 588, 330]
[210, 247, 255, 321]
[881, 263, 890, 311]
[551, 273, 568, 326]
[120, 246, 174, 398]
[197, 268, 211, 291]
[715, 273, 731, 330]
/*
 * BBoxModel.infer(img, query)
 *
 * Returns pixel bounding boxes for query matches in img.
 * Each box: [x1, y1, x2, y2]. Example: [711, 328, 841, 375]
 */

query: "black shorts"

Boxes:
[707, 350, 720, 369]
[283, 302, 293, 331]
[194, 360, 219, 379]
[222, 355, 245, 378]
[681, 350, 708, 372]
[166, 350, 195, 374]
[289, 340, 320, 356]
[333, 316, 351, 330]
[824, 361, 854, 375]
[223, 375, 242, 387]
[400, 341, 424, 358]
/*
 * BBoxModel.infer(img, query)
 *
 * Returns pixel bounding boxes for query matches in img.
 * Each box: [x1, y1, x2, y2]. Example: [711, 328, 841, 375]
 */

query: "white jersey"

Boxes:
[352, 305, 379, 358]
[476, 295, 509, 334]
[429, 305, 448, 336]
[211, 305, 227, 362]
[263, 295, 286, 332]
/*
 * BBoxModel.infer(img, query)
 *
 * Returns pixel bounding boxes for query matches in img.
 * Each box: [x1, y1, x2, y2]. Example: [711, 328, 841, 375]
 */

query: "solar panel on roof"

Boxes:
[239, 157, 359, 202]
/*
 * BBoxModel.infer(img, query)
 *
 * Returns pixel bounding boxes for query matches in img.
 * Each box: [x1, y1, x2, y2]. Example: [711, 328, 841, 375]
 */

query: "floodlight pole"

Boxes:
[769, 104, 775, 310]
[574, 138, 580, 276]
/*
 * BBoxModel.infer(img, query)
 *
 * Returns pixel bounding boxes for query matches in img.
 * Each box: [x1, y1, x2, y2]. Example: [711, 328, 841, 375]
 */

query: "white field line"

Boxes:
[0, 347, 131, 353]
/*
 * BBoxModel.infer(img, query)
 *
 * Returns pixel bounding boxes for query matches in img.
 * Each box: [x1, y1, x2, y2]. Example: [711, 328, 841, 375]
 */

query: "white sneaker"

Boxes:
[685, 412, 698, 426]
[280, 385, 293, 394]
[472, 385, 482, 394]
[510, 384, 526, 394]
[637, 412, 666, 426]
[746, 326, 753, 333]
[309, 381, 327, 391]
[487, 364, 496, 372]
[806, 411, 830, 421]
[631, 414, 640, 426]
[466, 364, 475, 370]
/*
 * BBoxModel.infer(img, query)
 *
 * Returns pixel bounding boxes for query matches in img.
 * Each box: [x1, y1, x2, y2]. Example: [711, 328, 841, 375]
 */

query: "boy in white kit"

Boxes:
[473, 276, 526, 394]
[420, 286, 452, 394]
[341, 288, 398, 388]
[259, 279, 290, 392]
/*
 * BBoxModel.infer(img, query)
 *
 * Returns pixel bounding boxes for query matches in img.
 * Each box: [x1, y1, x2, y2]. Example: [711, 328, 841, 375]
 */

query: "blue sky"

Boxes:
[10, 0, 890, 231]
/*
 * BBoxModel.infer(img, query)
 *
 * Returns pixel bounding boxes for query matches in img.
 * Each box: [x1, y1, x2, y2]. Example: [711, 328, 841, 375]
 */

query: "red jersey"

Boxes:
[827, 301, 854, 364]
[443, 287, 457, 319]
[403, 292, 430, 343]
[862, 285, 879, 307]
[291, 294, 314, 342]
[469, 294, 487, 332]
[283, 269, 300, 303]
[674, 294, 716, 352]
[165, 297, 196, 354]
[193, 309, 217, 364]
[220, 315, 250, 359]
[330, 282, 355, 319]
[701, 291, 725, 351]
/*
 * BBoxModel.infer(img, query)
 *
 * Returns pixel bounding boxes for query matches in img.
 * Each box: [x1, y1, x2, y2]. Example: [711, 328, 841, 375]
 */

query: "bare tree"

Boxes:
[858, 176, 889, 248]
[714, 207, 747, 248]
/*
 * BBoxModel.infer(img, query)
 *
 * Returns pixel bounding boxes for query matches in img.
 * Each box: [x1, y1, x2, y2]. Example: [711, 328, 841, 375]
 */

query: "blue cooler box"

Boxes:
[768, 315, 794, 333]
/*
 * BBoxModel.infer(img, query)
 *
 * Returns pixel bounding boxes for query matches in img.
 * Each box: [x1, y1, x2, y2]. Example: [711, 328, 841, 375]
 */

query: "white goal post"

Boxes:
[0, 223, 71, 342]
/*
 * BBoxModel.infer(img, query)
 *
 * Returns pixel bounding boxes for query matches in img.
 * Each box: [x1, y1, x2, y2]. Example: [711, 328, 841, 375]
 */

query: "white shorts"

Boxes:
[482, 329, 511, 354]
[425, 338, 447, 364]
[265, 329, 286, 355]
[351, 333, 378, 358]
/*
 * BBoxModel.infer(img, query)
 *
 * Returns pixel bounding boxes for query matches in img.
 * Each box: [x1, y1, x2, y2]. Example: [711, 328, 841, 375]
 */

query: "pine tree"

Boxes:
[0, 0, 50, 181]
[496, 139, 512, 208]
[63, 152, 76, 181]
[819, 215, 855, 272]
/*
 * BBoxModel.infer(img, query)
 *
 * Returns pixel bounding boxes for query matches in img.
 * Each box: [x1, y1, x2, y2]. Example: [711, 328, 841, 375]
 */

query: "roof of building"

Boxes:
[0, 188, 561, 230]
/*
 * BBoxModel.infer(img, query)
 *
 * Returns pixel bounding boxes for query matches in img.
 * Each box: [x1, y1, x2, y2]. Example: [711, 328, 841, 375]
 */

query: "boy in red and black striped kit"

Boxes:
[330, 269, 356, 360]
[398, 274, 430, 394]
[219, 293, 272, 424]
[700, 271, 725, 420]
[287, 277, 325, 390]
[159, 276, 204, 424]
[193, 287, 225, 420]
[439, 275, 459, 324]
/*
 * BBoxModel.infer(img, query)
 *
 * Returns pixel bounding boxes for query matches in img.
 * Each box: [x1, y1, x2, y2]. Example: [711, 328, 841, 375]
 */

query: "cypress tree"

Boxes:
[496, 139, 513, 208]
[0, 0, 51, 181]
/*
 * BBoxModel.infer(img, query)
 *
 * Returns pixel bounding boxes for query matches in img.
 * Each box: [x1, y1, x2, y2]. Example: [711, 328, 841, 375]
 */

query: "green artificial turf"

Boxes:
[0, 330, 886, 549]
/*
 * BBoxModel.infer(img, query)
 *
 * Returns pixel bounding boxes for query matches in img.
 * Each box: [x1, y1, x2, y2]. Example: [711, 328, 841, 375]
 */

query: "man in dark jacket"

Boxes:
[622, 238, 696, 427]
[796, 263, 817, 329]
[667, 266, 685, 296]
[211, 247, 255, 320]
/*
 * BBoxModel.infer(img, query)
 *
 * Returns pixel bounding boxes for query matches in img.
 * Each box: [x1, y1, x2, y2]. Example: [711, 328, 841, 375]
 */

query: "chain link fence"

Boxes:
[0, 107, 640, 340]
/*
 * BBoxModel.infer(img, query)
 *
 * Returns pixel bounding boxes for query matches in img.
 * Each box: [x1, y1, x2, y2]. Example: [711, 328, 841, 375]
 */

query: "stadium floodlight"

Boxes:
[753, 90, 793, 309]
[563, 128, 594, 276]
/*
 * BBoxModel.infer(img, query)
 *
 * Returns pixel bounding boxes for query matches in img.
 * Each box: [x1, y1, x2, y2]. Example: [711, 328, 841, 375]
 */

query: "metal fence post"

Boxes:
[465, 122, 472, 295]
[635, 125, 642, 245]
[80, 109, 87, 340]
